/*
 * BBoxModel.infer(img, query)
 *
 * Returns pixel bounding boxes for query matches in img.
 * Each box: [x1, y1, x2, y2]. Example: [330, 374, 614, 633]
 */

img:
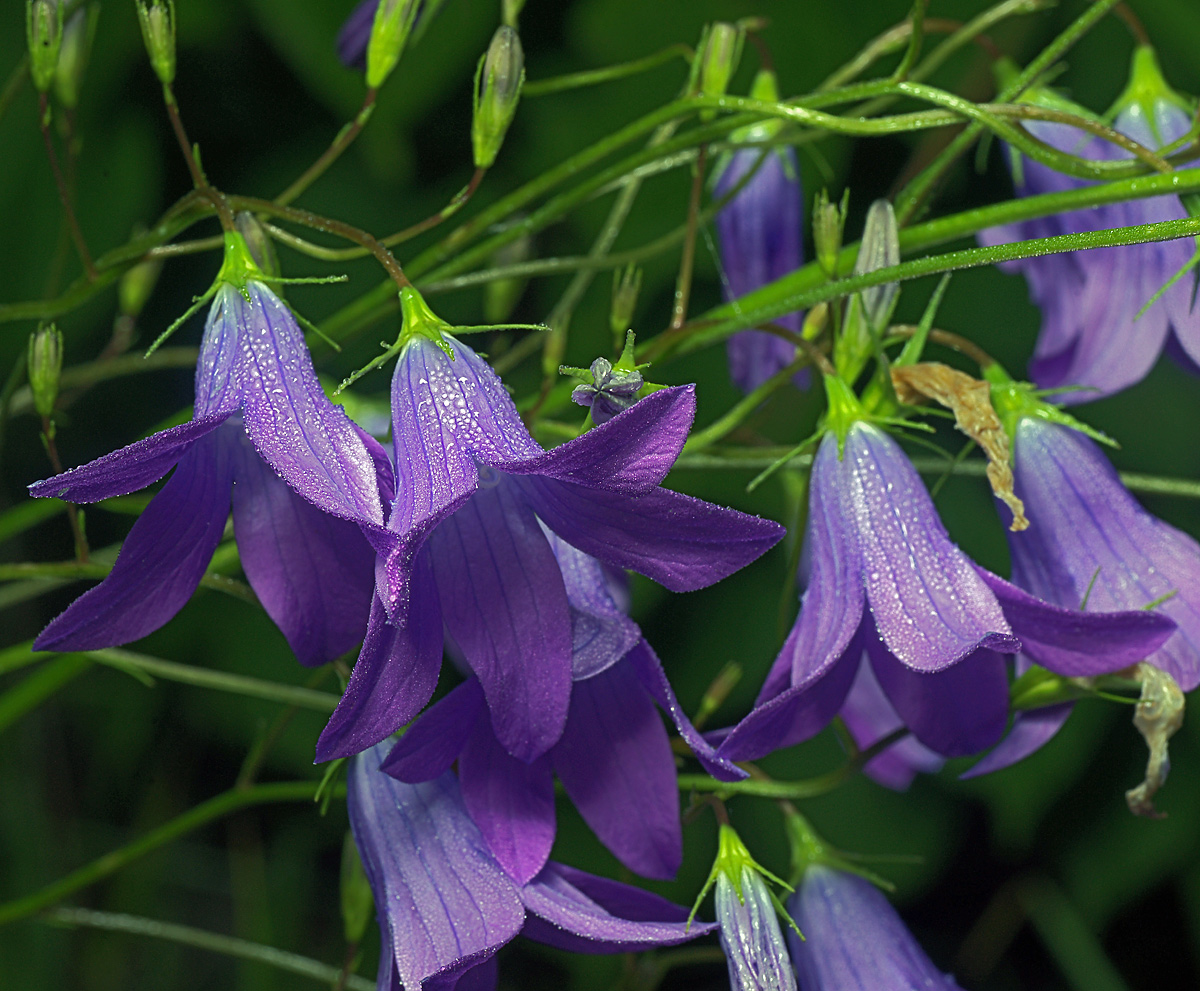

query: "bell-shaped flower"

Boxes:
[714, 69, 806, 393]
[788, 865, 966, 990]
[965, 414, 1200, 775]
[316, 291, 784, 765]
[377, 533, 744, 884]
[346, 744, 715, 991]
[714, 404, 1175, 765]
[28, 233, 387, 666]
[979, 48, 1200, 402]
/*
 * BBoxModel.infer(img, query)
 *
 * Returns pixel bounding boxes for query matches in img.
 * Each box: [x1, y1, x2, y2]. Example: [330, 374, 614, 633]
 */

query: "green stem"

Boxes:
[0, 561, 256, 606]
[0, 655, 92, 734]
[0, 781, 343, 926]
[653, 212, 1200, 363]
[681, 354, 812, 453]
[82, 648, 341, 712]
[7, 349, 199, 418]
[275, 90, 377, 207]
[41, 908, 374, 991]
[523, 44, 693, 97]
[894, 0, 1125, 223]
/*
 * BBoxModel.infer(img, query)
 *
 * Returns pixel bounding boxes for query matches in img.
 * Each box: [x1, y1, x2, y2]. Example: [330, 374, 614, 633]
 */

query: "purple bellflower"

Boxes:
[714, 69, 806, 393]
[788, 865, 966, 991]
[316, 291, 785, 766]
[28, 233, 387, 666]
[966, 414, 1200, 775]
[347, 744, 716, 991]
[713, 411, 1176, 765]
[380, 533, 744, 885]
[979, 48, 1200, 402]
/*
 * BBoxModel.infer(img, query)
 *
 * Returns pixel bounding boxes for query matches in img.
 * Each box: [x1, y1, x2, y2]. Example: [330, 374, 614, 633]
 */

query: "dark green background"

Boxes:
[2, 0, 1199, 988]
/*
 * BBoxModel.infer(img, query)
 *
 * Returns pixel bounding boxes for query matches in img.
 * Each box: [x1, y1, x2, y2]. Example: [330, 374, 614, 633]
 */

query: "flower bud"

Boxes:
[118, 253, 164, 319]
[26, 0, 64, 94]
[472, 26, 524, 170]
[235, 212, 281, 280]
[854, 198, 900, 329]
[812, 189, 847, 278]
[365, 0, 421, 90]
[136, 0, 176, 86]
[694, 22, 743, 105]
[610, 264, 642, 343]
[54, 5, 99, 110]
[28, 324, 64, 419]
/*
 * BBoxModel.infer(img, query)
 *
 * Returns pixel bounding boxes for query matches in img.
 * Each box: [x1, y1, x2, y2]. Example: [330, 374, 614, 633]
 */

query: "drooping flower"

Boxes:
[979, 48, 1200, 402]
[346, 744, 716, 991]
[964, 414, 1200, 775]
[714, 404, 1175, 765]
[381, 532, 743, 884]
[316, 291, 784, 764]
[703, 824, 797, 991]
[714, 69, 806, 393]
[28, 233, 386, 666]
[788, 865, 966, 990]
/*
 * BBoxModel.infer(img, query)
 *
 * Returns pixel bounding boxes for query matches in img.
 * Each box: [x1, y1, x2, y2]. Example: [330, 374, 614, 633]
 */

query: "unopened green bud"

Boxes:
[472, 26, 524, 170]
[136, 0, 176, 86]
[54, 5, 99, 109]
[695, 22, 743, 104]
[610, 264, 642, 344]
[853, 198, 900, 330]
[28, 324, 64, 418]
[365, 0, 421, 90]
[813, 189, 848, 278]
[26, 0, 64, 94]
[235, 212, 281, 280]
[118, 246, 163, 319]
[339, 831, 374, 945]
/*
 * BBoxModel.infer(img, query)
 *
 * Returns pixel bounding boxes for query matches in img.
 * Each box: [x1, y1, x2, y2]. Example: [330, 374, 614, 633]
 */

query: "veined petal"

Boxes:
[234, 282, 384, 527]
[388, 335, 539, 537]
[27, 412, 232, 504]
[961, 702, 1074, 779]
[34, 432, 233, 652]
[382, 680, 485, 783]
[459, 717, 556, 886]
[840, 658, 944, 791]
[229, 427, 374, 667]
[314, 556, 443, 762]
[347, 753, 525, 990]
[552, 659, 682, 880]
[978, 568, 1175, 677]
[428, 479, 573, 762]
[521, 862, 714, 953]
[789, 865, 966, 990]
[845, 423, 1017, 670]
[524, 477, 784, 593]
[715, 867, 797, 991]
[488, 386, 697, 495]
[1011, 418, 1200, 690]
[626, 641, 746, 782]
[776, 431, 865, 695]
[867, 632, 1008, 758]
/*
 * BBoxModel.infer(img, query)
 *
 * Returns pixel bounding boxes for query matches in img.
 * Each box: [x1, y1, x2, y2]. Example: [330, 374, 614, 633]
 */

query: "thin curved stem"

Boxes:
[275, 89, 377, 207]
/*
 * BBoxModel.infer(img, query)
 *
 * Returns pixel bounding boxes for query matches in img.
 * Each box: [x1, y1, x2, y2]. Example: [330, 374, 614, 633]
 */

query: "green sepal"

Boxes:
[366, 0, 421, 90]
[689, 823, 794, 928]
[984, 365, 1117, 451]
[1111, 46, 1195, 143]
[784, 810, 895, 892]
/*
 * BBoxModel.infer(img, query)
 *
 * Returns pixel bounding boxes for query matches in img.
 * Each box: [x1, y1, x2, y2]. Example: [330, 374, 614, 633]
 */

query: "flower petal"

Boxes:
[488, 386, 697, 495]
[960, 703, 1074, 779]
[867, 633, 1008, 758]
[625, 641, 746, 782]
[846, 423, 1017, 670]
[235, 282, 384, 527]
[27, 412, 232, 504]
[524, 478, 784, 592]
[229, 429, 374, 667]
[382, 680, 485, 783]
[314, 557, 443, 762]
[428, 480, 573, 762]
[552, 659, 681, 880]
[347, 753, 525, 989]
[521, 862, 714, 953]
[34, 432, 233, 652]
[978, 568, 1175, 677]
